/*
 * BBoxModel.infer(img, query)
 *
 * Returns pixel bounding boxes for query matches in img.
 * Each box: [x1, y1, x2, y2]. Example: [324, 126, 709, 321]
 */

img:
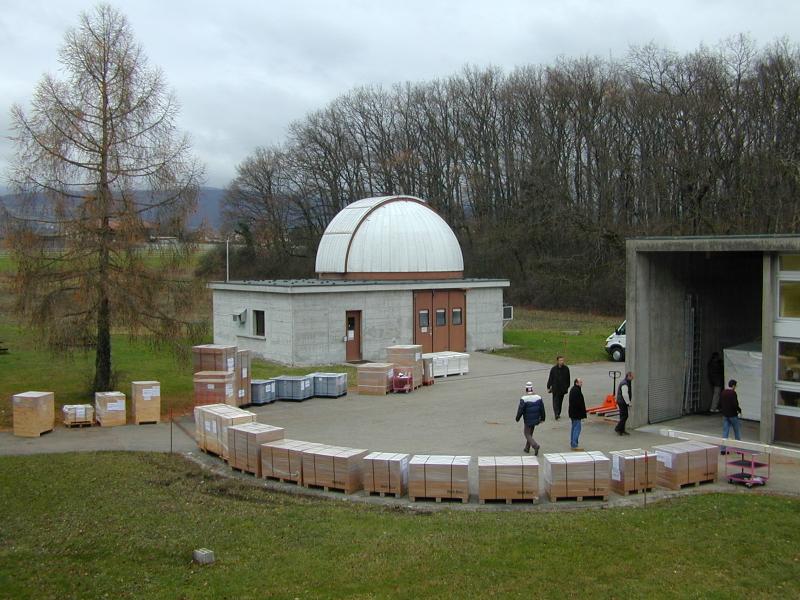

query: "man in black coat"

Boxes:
[614, 371, 634, 435]
[568, 378, 587, 449]
[707, 352, 724, 413]
[515, 382, 546, 455]
[547, 355, 571, 420]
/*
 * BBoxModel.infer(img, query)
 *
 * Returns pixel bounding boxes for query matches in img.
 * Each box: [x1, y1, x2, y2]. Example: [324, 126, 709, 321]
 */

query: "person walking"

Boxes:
[515, 382, 546, 456]
[719, 379, 742, 454]
[547, 355, 571, 420]
[708, 352, 724, 413]
[614, 371, 634, 436]
[568, 378, 587, 450]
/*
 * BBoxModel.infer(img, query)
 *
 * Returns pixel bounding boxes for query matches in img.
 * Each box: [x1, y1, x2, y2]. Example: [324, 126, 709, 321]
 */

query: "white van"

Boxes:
[605, 320, 626, 362]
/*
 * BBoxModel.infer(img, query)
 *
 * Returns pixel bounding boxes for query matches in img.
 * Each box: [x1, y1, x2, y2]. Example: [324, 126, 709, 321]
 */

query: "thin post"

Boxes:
[170, 407, 173, 454]
[225, 237, 229, 282]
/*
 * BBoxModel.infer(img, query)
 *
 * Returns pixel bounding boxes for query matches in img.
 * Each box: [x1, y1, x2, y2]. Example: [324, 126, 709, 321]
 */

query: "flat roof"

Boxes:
[208, 277, 510, 294]
[628, 234, 800, 253]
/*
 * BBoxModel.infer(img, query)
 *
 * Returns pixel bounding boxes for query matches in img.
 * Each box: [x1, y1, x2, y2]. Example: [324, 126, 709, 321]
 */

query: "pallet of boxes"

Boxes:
[478, 456, 539, 504]
[95, 391, 127, 427]
[261, 440, 324, 485]
[609, 448, 658, 495]
[226, 422, 284, 476]
[363, 452, 409, 497]
[357, 362, 395, 396]
[194, 403, 256, 460]
[12, 391, 54, 437]
[386, 345, 424, 390]
[302, 444, 369, 494]
[409, 455, 470, 503]
[543, 451, 610, 502]
[652, 441, 718, 490]
[192, 344, 238, 407]
[62, 404, 94, 428]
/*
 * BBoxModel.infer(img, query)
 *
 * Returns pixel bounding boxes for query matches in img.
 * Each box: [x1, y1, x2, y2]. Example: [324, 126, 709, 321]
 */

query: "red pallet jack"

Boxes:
[587, 370, 622, 417]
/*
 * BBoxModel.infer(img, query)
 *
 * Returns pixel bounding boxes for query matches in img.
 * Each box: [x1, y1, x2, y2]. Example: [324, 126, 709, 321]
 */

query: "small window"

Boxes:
[452, 308, 463, 325]
[779, 341, 800, 382]
[780, 255, 800, 271]
[254, 310, 265, 337]
[435, 309, 447, 326]
[418, 310, 429, 328]
[777, 388, 800, 409]
[779, 282, 800, 318]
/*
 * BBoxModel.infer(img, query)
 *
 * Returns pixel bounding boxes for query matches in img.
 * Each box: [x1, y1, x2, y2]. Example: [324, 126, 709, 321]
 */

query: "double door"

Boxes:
[413, 290, 466, 353]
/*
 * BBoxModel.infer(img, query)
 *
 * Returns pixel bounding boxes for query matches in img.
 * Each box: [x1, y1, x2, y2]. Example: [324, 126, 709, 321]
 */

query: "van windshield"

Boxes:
[617, 321, 626, 335]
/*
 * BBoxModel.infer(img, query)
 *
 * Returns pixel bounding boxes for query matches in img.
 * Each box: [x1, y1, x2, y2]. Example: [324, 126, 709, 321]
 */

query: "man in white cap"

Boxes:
[515, 382, 546, 455]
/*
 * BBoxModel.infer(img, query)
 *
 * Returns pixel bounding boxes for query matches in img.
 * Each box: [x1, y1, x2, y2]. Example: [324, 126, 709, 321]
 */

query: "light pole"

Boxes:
[225, 235, 230, 282]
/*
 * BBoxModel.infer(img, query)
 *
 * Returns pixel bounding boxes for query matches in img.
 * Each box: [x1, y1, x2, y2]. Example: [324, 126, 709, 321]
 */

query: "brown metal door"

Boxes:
[413, 291, 433, 353]
[345, 311, 362, 361]
[432, 290, 450, 352]
[448, 290, 466, 352]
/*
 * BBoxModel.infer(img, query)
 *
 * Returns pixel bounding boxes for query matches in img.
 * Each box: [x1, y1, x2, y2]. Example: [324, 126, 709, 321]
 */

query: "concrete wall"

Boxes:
[466, 287, 504, 351]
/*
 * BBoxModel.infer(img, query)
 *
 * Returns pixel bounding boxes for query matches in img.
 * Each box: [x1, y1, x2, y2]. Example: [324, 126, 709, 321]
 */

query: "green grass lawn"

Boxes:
[499, 308, 623, 363]
[0, 452, 798, 599]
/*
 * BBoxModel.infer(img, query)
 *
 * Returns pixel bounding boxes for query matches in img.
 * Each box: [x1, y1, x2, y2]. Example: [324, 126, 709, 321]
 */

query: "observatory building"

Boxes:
[209, 195, 510, 365]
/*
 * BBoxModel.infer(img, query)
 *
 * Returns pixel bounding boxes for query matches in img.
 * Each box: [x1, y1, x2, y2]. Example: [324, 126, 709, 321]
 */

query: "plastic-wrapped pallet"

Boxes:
[308, 372, 348, 398]
[363, 452, 410, 497]
[12, 391, 55, 437]
[250, 379, 277, 405]
[610, 448, 658, 495]
[95, 392, 127, 427]
[274, 375, 314, 401]
[478, 456, 539, 503]
[62, 404, 94, 426]
[193, 371, 236, 406]
[131, 381, 161, 424]
[227, 422, 284, 476]
[543, 451, 609, 500]
[653, 441, 717, 489]
[408, 454, 470, 502]
[193, 404, 256, 459]
[301, 445, 369, 493]
[357, 363, 395, 395]
[261, 439, 325, 484]
[192, 344, 237, 373]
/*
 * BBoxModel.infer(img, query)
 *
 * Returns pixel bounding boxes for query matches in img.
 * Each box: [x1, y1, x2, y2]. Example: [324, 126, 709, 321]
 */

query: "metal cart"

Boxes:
[392, 372, 413, 393]
[725, 448, 770, 488]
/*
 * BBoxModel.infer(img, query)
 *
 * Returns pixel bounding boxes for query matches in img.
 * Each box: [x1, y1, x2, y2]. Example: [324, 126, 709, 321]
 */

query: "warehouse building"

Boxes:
[210, 195, 510, 365]
[626, 235, 800, 445]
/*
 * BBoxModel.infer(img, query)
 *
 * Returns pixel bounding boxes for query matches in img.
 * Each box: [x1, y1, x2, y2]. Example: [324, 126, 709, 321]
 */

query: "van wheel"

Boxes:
[610, 346, 624, 362]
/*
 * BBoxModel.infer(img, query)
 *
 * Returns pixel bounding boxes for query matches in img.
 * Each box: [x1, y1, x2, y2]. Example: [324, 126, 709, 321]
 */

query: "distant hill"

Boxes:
[0, 186, 226, 233]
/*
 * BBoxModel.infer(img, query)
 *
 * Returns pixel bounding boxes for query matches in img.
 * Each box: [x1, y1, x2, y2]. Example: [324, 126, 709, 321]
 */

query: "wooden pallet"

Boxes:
[479, 497, 538, 505]
[660, 478, 716, 491]
[265, 476, 301, 485]
[409, 495, 468, 504]
[304, 483, 358, 495]
[63, 421, 93, 428]
[135, 420, 159, 425]
[618, 487, 655, 496]
[548, 493, 608, 502]
[368, 490, 403, 498]
[21, 428, 54, 437]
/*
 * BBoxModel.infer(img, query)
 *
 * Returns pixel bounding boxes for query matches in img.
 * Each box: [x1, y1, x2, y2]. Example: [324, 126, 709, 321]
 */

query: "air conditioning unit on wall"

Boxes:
[231, 309, 247, 324]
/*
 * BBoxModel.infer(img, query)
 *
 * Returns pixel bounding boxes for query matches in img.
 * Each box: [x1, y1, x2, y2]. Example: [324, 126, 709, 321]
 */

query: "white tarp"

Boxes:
[723, 342, 762, 421]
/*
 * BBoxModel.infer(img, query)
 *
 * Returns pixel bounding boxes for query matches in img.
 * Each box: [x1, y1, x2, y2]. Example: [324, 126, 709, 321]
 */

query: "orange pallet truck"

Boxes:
[587, 370, 621, 416]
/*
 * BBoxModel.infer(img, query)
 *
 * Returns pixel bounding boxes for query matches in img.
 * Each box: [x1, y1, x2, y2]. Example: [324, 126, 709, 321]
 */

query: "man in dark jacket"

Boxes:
[707, 352, 724, 413]
[719, 379, 742, 454]
[515, 382, 546, 455]
[614, 371, 634, 435]
[547, 355, 571, 420]
[568, 378, 587, 449]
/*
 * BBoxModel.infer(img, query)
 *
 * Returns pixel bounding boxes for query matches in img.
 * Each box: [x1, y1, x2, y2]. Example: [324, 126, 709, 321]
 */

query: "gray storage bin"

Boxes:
[275, 375, 314, 401]
[251, 379, 277, 405]
[308, 372, 348, 397]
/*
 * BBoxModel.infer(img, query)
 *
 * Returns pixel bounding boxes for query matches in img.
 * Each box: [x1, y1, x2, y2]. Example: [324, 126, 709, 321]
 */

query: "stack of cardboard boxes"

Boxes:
[62, 404, 94, 427]
[653, 441, 718, 489]
[386, 345, 423, 389]
[408, 455, 470, 502]
[12, 391, 54, 437]
[357, 363, 395, 396]
[609, 448, 658, 495]
[301, 445, 369, 493]
[193, 371, 237, 406]
[543, 451, 610, 500]
[226, 422, 284, 476]
[131, 381, 161, 424]
[363, 452, 410, 497]
[193, 403, 256, 459]
[95, 391, 127, 427]
[261, 439, 325, 484]
[478, 456, 539, 503]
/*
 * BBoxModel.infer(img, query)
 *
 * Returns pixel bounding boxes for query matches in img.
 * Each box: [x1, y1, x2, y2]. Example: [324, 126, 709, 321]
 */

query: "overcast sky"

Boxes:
[2, 1, 800, 189]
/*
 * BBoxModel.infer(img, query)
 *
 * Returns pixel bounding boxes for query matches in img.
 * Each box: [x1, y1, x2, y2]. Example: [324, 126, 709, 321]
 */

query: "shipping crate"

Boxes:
[421, 352, 470, 377]
[193, 404, 256, 459]
[275, 375, 314, 401]
[610, 448, 658, 495]
[261, 439, 325, 484]
[62, 404, 94, 427]
[193, 371, 236, 406]
[12, 391, 54, 437]
[543, 452, 609, 501]
[653, 441, 717, 489]
[357, 363, 395, 396]
[227, 422, 284, 476]
[235, 349, 251, 406]
[131, 381, 161, 424]
[192, 344, 237, 373]
[95, 392, 126, 427]
[478, 456, 539, 503]
[251, 379, 277, 405]
[409, 454, 470, 502]
[308, 372, 348, 397]
[684, 441, 719, 481]
[363, 452, 410, 497]
[302, 445, 369, 493]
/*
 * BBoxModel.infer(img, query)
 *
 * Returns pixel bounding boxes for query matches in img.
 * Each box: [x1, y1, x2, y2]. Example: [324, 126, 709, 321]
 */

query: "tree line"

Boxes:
[222, 36, 800, 313]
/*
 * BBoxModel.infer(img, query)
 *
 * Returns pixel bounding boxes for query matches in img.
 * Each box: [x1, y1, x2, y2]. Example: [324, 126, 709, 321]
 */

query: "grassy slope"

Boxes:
[499, 308, 623, 363]
[0, 452, 798, 599]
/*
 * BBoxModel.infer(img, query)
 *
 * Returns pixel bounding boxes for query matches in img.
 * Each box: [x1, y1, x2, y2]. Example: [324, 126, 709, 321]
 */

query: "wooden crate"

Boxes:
[543, 452, 609, 500]
[193, 371, 236, 406]
[363, 452, 410, 496]
[227, 422, 284, 476]
[193, 404, 256, 459]
[357, 363, 395, 395]
[192, 344, 237, 373]
[95, 392, 126, 427]
[478, 456, 539, 503]
[235, 349, 251, 406]
[62, 404, 94, 426]
[610, 449, 658, 494]
[131, 381, 161, 424]
[12, 391, 54, 437]
[409, 454, 470, 502]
